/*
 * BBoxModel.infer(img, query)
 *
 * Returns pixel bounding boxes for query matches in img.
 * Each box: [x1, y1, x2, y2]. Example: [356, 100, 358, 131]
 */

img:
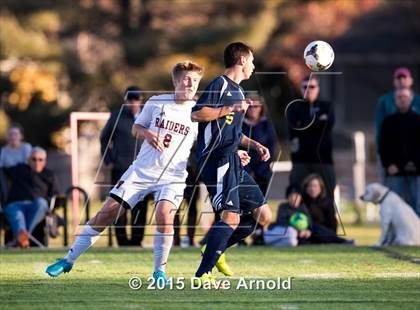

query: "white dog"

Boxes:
[361, 183, 420, 246]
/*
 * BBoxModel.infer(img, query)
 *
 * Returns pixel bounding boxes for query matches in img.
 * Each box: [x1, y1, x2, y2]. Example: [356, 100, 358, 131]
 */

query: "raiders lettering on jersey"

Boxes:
[154, 117, 190, 136]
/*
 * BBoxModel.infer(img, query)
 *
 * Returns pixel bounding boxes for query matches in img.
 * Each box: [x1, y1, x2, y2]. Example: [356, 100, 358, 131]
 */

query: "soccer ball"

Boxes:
[303, 40, 335, 71]
[289, 212, 309, 231]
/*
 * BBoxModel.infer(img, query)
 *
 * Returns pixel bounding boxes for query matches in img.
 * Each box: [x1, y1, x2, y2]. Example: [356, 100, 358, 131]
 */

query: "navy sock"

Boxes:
[226, 214, 257, 248]
[195, 221, 234, 277]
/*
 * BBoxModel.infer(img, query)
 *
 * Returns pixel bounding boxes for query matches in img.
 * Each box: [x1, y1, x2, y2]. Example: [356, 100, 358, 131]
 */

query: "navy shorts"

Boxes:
[199, 152, 267, 214]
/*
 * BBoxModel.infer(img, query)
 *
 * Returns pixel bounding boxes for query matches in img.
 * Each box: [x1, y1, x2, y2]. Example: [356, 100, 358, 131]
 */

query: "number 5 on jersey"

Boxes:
[225, 112, 235, 125]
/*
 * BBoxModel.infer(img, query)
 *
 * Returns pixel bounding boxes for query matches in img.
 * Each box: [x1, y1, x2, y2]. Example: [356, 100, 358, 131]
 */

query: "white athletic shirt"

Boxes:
[133, 93, 197, 181]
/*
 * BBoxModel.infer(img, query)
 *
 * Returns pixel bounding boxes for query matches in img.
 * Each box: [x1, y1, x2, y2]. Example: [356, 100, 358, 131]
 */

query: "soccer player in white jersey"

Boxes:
[46, 61, 204, 284]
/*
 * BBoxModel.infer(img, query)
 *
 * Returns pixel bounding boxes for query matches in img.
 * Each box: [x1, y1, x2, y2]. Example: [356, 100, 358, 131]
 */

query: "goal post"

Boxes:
[70, 112, 110, 233]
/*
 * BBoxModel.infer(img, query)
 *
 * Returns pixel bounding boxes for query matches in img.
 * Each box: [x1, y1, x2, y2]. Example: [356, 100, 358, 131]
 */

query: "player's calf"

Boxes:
[153, 200, 177, 285]
[195, 211, 238, 277]
[155, 200, 177, 234]
[45, 197, 125, 277]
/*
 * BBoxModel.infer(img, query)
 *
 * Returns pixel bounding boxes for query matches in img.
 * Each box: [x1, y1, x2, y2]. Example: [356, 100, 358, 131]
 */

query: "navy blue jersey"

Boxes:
[192, 75, 245, 160]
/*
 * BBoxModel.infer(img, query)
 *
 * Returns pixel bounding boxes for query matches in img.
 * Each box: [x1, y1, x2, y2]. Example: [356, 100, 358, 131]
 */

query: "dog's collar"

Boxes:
[376, 189, 391, 204]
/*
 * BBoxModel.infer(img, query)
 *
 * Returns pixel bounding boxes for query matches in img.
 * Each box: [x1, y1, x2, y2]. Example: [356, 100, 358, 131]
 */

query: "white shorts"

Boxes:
[109, 165, 186, 209]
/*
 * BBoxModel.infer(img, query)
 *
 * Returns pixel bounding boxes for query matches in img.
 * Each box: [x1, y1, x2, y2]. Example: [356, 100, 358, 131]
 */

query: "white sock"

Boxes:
[65, 224, 101, 264]
[154, 231, 174, 273]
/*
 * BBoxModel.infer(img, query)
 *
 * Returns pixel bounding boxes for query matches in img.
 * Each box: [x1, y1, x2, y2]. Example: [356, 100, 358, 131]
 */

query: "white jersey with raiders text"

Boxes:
[133, 93, 197, 181]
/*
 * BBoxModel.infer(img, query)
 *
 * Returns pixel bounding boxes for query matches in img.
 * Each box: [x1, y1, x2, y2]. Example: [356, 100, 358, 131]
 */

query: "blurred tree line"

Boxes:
[0, 0, 382, 151]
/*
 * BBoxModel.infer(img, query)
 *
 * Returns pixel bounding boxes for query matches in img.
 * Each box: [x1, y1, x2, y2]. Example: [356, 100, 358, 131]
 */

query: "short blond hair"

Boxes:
[172, 61, 204, 81]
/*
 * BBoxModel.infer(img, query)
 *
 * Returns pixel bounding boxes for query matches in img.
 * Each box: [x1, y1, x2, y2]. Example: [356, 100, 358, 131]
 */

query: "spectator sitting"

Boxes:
[3, 147, 58, 248]
[0, 123, 32, 168]
[379, 88, 420, 216]
[0, 124, 31, 207]
[264, 185, 312, 247]
[302, 174, 337, 232]
[300, 174, 354, 244]
[265, 184, 352, 247]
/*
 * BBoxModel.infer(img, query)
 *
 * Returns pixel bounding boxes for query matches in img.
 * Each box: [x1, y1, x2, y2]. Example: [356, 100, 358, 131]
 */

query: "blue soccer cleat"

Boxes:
[46, 258, 73, 277]
[153, 270, 170, 286]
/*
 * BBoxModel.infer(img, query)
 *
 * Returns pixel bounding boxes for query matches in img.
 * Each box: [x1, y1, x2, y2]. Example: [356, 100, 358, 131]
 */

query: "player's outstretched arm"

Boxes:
[240, 134, 270, 162]
[132, 124, 164, 152]
[191, 100, 250, 122]
[191, 106, 233, 122]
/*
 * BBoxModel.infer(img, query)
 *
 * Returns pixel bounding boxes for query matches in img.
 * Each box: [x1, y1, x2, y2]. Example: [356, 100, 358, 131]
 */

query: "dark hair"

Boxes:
[301, 174, 326, 199]
[124, 86, 143, 101]
[224, 42, 253, 68]
[286, 184, 300, 197]
[301, 75, 319, 84]
[8, 123, 25, 136]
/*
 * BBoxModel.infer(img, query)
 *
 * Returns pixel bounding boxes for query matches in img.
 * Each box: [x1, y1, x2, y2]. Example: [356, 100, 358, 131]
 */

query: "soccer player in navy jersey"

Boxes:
[191, 42, 272, 284]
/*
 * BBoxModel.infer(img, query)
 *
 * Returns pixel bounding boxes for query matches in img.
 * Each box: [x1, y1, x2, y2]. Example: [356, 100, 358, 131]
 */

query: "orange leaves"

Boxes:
[8, 64, 58, 110]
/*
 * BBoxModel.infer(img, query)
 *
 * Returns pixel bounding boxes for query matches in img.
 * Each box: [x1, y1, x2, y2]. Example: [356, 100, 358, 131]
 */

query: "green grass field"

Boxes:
[1, 246, 419, 309]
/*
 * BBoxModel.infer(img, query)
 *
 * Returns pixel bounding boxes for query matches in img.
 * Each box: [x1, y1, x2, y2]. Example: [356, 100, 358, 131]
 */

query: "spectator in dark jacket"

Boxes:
[302, 175, 353, 244]
[173, 147, 200, 247]
[288, 75, 335, 198]
[242, 95, 276, 194]
[375, 67, 420, 182]
[379, 88, 420, 215]
[3, 147, 58, 248]
[302, 174, 337, 232]
[0, 165, 7, 208]
[375, 67, 420, 150]
[274, 187, 311, 229]
[242, 95, 276, 245]
[100, 86, 150, 246]
[1, 124, 32, 208]
[265, 184, 351, 246]
[264, 185, 311, 247]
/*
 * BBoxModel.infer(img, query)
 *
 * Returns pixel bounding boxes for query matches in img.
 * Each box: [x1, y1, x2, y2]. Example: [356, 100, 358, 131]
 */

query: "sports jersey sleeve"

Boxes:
[192, 77, 225, 112]
[134, 98, 156, 128]
[192, 122, 199, 140]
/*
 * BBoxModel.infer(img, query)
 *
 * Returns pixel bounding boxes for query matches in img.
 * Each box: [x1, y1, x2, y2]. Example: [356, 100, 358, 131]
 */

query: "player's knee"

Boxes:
[90, 198, 125, 229]
[255, 205, 272, 226]
[156, 210, 173, 233]
[156, 224, 173, 234]
[155, 207, 174, 233]
[260, 209, 272, 226]
[225, 222, 239, 230]
[221, 211, 240, 230]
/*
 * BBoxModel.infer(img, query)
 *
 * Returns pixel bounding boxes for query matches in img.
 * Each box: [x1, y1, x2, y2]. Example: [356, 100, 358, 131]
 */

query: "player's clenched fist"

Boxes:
[256, 143, 270, 162]
[237, 150, 251, 166]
